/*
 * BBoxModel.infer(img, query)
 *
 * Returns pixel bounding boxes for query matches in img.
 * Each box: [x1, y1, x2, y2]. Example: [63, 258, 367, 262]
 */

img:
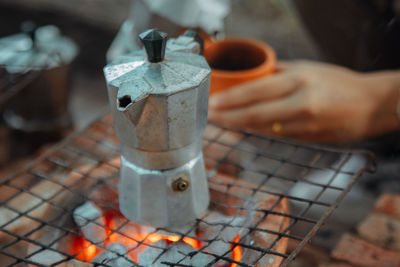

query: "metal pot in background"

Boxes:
[0, 22, 78, 164]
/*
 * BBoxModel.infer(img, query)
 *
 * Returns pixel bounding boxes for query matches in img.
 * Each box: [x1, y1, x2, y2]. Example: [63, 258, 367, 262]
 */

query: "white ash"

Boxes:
[164, 220, 199, 236]
[199, 211, 250, 266]
[29, 249, 66, 265]
[138, 240, 214, 267]
[73, 202, 107, 244]
[92, 242, 133, 267]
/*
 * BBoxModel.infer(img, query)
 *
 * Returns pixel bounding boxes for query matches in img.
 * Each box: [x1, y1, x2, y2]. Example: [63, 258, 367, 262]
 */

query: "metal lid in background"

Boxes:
[0, 23, 79, 134]
[0, 23, 78, 74]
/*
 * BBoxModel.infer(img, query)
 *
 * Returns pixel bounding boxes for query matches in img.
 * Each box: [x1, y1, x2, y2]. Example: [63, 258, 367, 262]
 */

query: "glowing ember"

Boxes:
[72, 211, 242, 266]
[85, 244, 97, 260]
[72, 239, 98, 262]
[144, 233, 201, 249]
[231, 235, 242, 267]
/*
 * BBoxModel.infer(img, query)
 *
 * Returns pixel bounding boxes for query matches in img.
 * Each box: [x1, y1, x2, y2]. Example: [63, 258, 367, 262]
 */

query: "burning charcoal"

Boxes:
[92, 242, 133, 267]
[200, 211, 249, 265]
[202, 211, 249, 240]
[138, 240, 166, 266]
[158, 226, 197, 238]
[139, 240, 214, 267]
[205, 239, 231, 266]
[73, 202, 106, 244]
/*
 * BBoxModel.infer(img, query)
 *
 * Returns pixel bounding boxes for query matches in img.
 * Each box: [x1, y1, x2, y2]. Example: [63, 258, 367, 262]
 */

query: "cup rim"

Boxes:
[205, 37, 276, 78]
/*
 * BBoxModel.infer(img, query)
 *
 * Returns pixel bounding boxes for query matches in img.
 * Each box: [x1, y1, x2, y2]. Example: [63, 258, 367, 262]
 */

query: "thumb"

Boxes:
[275, 60, 293, 72]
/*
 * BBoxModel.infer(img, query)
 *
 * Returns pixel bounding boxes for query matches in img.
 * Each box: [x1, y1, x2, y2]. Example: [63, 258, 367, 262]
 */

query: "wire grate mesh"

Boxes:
[0, 112, 375, 267]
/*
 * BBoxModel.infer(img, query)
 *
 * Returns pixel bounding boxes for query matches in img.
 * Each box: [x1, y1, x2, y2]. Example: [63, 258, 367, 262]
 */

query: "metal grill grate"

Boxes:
[0, 111, 375, 267]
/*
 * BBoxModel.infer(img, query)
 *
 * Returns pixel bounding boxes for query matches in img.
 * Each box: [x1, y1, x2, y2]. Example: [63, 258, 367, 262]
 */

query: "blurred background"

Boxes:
[0, 0, 399, 266]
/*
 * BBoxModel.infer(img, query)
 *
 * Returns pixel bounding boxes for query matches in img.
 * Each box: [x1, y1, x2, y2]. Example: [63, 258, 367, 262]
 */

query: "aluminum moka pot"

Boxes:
[104, 29, 211, 229]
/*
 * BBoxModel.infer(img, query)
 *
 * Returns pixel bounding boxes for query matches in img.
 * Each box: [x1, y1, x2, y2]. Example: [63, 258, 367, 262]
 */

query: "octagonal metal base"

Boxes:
[118, 153, 210, 230]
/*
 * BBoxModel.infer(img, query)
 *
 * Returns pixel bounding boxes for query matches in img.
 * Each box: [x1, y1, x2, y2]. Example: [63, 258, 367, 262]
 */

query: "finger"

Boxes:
[255, 121, 347, 144]
[209, 73, 299, 110]
[258, 120, 321, 137]
[208, 94, 303, 128]
[275, 60, 293, 71]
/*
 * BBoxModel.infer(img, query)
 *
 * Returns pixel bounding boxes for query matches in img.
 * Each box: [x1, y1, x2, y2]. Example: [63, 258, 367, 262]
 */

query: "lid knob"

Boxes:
[139, 29, 168, 63]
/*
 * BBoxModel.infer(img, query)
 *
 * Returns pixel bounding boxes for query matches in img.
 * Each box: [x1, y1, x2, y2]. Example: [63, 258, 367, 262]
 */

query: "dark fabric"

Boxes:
[294, 0, 400, 71]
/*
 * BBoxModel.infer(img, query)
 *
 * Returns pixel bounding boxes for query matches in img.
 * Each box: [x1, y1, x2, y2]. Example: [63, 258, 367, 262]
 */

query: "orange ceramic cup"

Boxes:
[204, 38, 276, 96]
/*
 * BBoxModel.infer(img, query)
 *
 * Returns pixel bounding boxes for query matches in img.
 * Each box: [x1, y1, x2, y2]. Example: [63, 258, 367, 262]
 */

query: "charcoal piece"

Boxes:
[138, 240, 214, 266]
[73, 202, 107, 244]
[200, 211, 249, 265]
[92, 243, 133, 267]
[29, 250, 66, 265]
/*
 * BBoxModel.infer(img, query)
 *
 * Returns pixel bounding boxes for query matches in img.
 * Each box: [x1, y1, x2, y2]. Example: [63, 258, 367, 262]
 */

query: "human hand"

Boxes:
[208, 60, 400, 143]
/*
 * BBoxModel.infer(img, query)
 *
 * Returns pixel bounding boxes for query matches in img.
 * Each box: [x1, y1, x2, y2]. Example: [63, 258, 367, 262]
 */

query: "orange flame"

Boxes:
[143, 233, 201, 249]
[85, 244, 98, 260]
[74, 239, 98, 262]
[231, 234, 242, 267]
[73, 212, 241, 266]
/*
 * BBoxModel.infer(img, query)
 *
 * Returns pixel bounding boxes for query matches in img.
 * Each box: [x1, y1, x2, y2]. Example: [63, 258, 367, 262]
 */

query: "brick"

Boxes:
[332, 234, 400, 267]
[374, 194, 400, 218]
[358, 214, 400, 251]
